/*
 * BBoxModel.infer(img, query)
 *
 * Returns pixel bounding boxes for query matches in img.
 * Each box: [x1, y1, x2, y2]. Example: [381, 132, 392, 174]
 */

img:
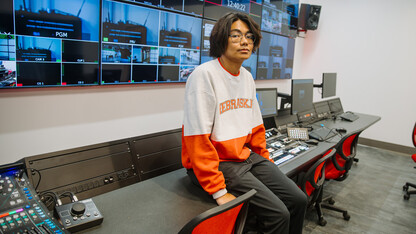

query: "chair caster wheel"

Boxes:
[343, 212, 350, 221]
[404, 194, 410, 200]
[318, 218, 327, 226]
[328, 198, 335, 205]
[403, 185, 409, 191]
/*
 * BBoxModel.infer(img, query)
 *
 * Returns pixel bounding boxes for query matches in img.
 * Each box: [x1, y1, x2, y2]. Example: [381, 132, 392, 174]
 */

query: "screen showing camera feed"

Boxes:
[101, 0, 201, 84]
[200, 19, 215, 64]
[0, 0, 299, 88]
[0, 0, 14, 35]
[257, 31, 294, 80]
[262, 0, 298, 38]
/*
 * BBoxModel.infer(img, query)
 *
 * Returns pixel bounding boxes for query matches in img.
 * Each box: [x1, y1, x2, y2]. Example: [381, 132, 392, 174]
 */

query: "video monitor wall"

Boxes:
[1, 0, 100, 88]
[101, 0, 202, 84]
[0, 0, 299, 88]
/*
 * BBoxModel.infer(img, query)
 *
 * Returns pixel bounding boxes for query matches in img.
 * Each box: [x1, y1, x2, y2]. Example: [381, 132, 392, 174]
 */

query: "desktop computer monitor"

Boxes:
[291, 79, 313, 115]
[322, 73, 337, 98]
[327, 97, 344, 116]
[256, 88, 278, 118]
[314, 100, 331, 119]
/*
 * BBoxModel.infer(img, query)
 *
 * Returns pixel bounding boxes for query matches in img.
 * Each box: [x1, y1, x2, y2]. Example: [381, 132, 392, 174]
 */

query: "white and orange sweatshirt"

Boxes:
[182, 58, 272, 199]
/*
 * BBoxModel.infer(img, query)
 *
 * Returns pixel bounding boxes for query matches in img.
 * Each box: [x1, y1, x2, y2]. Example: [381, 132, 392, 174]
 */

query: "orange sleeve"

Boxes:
[182, 129, 226, 195]
[248, 124, 273, 162]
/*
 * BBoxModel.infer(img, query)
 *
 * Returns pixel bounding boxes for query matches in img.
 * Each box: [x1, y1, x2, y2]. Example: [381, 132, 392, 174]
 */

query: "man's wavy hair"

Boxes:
[209, 12, 262, 58]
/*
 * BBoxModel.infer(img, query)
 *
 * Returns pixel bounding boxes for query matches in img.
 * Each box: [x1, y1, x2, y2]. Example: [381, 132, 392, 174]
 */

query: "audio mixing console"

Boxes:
[0, 163, 68, 234]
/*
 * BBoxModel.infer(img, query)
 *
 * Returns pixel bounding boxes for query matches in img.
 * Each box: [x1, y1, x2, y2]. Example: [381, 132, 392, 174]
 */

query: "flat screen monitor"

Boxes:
[134, 0, 204, 16]
[327, 97, 344, 116]
[291, 79, 313, 115]
[204, 0, 262, 25]
[256, 88, 278, 118]
[1, 0, 101, 88]
[257, 31, 295, 80]
[322, 73, 337, 98]
[101, 0, 202, 84]
[261, 0, 299, 38]
[0, 0, 14, 34]
[313, 100, 331, 119]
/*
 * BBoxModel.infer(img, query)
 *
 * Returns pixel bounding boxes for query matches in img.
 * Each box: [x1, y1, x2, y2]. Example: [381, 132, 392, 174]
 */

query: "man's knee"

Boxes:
[298, 189, 309, 207]
[256, 206, 290, 233]
[266, 203, 290, 224]
[295, 189, 308, 205]
[279, 207, 291, 223]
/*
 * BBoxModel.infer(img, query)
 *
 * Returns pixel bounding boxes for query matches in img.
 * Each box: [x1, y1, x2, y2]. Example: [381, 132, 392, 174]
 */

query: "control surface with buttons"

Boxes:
[0, 165, 68, 233]
[265, 128, 314, 166]
[55, 198, 103, 233]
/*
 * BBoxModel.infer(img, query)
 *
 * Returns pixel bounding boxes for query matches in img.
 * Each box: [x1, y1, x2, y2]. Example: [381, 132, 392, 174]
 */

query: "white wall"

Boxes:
[0, 78, 287, 165]
[0, 84, 186, 164]
[297, 0, 416, 147]
[1, 0, 414, 165]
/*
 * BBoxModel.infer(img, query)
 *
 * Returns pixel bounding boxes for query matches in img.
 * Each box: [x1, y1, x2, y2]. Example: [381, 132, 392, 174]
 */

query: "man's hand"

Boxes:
[215, 193, 236, 206]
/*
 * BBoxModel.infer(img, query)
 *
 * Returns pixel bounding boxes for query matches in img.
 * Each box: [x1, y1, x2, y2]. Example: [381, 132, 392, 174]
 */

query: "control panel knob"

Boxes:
[71, 202, 86, 216]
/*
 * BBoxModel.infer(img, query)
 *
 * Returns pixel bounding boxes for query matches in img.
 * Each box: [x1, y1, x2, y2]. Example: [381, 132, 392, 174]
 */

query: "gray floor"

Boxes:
[303, 145, 416, 234]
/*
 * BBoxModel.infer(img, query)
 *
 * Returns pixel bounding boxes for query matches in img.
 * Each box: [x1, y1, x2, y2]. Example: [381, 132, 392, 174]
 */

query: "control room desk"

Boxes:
[79, 113, 380, 234]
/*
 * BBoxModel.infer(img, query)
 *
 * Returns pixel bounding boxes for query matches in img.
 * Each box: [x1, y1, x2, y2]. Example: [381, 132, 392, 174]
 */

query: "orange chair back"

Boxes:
[179, 189, 256, 234]
[325, 133, 360, 180]
[191, 204, 243, 234]
[325, 156, 345, 180]
[341, 134, 356, 156]
[304, 149, 333, 195]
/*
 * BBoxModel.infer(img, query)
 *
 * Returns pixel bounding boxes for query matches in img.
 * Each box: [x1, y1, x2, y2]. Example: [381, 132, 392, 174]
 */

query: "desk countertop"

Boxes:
[78, 168, 215, 233]
[80, 112, 380, 233]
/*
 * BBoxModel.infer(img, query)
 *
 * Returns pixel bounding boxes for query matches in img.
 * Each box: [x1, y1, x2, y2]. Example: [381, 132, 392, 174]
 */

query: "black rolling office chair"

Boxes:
[326, 131, 362, 181]
[297, 148, 336, 226]
[318, 132, 362, 222]
[178, 189, 256, 234]
[403, 122, 416, 200]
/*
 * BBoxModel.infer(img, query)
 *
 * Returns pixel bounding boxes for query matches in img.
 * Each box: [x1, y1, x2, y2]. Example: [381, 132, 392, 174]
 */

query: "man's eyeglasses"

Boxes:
[229, 32, 256, 44]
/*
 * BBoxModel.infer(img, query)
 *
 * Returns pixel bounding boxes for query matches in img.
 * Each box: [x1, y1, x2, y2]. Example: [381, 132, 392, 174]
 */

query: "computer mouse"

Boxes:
[336, 128, 347, 133]
[305, 139, 319, 145]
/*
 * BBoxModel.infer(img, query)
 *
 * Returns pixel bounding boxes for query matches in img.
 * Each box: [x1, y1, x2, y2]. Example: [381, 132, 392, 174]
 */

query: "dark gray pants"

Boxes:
[218, 152, 307, 234]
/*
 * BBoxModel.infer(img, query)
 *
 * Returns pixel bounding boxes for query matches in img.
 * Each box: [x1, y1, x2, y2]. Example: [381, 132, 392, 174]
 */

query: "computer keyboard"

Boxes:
[339, 112, 359, 122]
[308, 127, 337, 141]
